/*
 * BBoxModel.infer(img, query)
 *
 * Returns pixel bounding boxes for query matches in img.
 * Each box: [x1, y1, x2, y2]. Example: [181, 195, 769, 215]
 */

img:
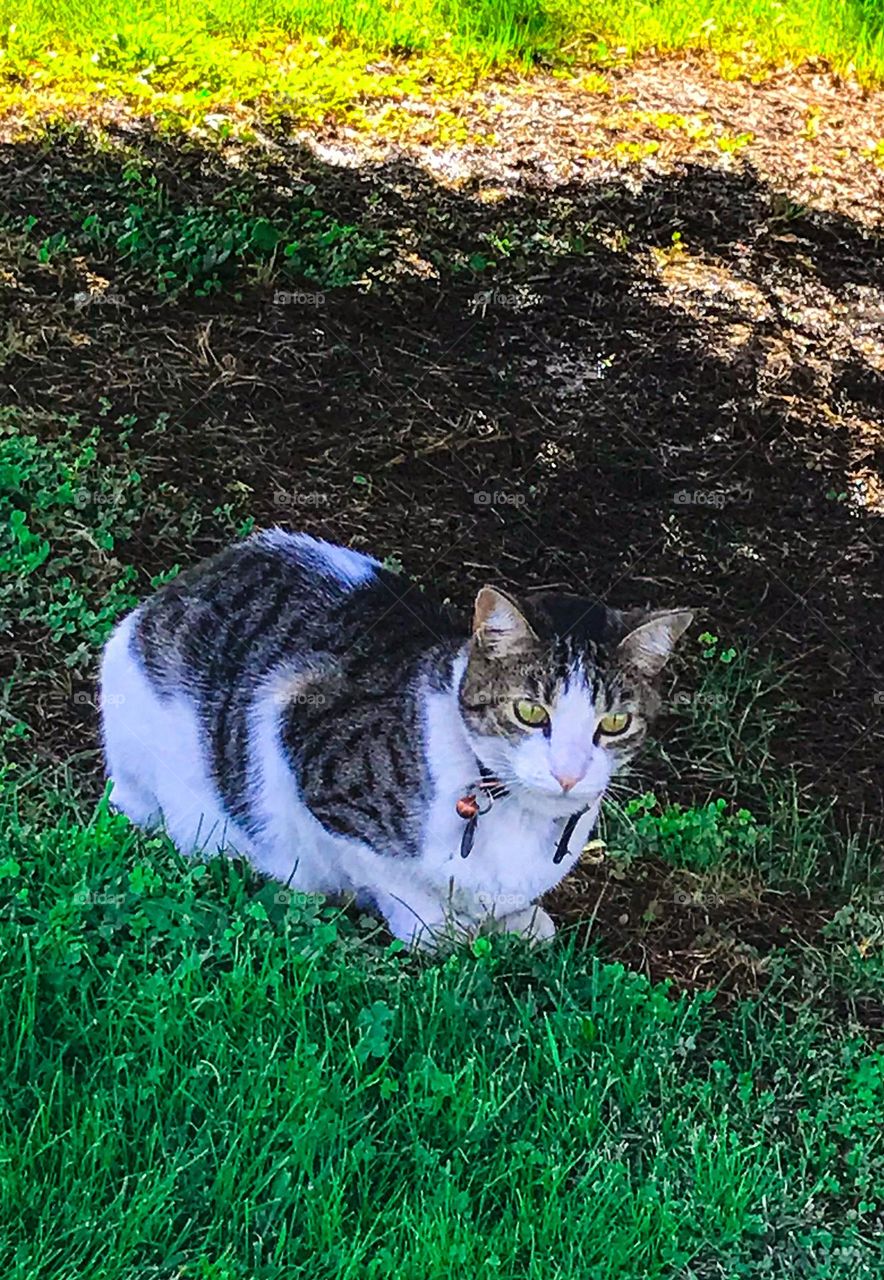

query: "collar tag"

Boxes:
[553, 806, 597, 865]
[456, 772, 507, 858]
[460, 814, 479, 859]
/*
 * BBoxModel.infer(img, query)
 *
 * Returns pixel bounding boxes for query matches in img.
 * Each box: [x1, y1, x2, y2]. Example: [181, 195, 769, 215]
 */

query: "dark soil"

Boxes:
[1, 74, 882, 990]
[547, 853, 828, 999]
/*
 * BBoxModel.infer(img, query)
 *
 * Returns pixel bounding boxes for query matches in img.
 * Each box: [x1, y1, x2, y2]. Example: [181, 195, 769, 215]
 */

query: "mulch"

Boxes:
[547, 853, 829, 999]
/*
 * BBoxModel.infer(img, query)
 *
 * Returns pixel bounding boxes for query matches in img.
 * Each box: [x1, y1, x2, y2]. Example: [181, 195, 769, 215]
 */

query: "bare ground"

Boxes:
[1, 53, 883, 995]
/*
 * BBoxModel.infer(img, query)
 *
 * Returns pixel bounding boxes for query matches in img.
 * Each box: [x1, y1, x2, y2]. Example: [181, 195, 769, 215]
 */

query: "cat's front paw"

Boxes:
[487, 905, 556, 945]
[379, 897, 479, 953]
[409, 916, 478, 954]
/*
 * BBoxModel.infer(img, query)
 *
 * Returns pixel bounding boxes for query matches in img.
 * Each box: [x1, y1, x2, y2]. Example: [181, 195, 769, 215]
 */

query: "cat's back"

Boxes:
[125, 530, 371, 692]
[120, 529, 462, 697]
[100, 529, 464, 849]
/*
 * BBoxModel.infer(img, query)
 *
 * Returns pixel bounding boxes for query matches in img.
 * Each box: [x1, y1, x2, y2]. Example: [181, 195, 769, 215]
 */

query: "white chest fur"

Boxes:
[418, 668, 593, 920]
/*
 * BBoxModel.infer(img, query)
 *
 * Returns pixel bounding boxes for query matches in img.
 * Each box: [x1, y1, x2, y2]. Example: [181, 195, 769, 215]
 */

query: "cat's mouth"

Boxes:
[516, 780, 604, 815]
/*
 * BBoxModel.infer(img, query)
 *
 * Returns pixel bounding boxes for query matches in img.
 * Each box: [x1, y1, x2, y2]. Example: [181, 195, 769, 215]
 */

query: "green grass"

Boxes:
[3, 0, 574, 67]
[0, 411, 143, 662]
[2, 6, 884, 1262]
[3, 0, 883, 71]
[2, 401, 884, 1274]
[1, 783, 884, 1280]
[0, 0, 882, 133]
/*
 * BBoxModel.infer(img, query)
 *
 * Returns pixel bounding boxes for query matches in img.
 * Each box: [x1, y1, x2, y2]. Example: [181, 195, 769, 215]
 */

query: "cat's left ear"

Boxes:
[616, 610, 693, 678]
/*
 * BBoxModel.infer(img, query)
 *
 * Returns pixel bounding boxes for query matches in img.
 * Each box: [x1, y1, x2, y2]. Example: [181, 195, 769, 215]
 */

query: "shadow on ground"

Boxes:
[2, 126, 883, 825]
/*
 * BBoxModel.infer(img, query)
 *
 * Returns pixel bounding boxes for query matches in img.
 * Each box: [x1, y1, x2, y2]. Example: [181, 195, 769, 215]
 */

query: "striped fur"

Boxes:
[100, 529, 691, 947]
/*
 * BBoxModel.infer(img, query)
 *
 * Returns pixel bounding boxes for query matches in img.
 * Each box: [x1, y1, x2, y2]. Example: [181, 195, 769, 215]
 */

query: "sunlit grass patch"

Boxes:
[0, 0, 882, 136]
[0, 33, 470, 135]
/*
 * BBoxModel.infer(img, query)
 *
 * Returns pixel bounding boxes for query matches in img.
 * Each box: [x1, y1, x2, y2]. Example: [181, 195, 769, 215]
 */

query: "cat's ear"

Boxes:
[473, 587, 538, 658]
[616, 610, 693, 678]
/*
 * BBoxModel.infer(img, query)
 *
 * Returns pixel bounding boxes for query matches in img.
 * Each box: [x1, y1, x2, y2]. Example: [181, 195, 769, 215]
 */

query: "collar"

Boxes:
[456, 764, 592, 864]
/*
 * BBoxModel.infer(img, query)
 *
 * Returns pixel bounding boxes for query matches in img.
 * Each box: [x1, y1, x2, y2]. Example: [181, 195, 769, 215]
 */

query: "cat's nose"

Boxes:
[553, 772, 582, 793]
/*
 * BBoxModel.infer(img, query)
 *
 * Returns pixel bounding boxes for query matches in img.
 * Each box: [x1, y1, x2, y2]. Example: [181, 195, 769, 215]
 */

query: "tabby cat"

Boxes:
[100, 530, 692, 947]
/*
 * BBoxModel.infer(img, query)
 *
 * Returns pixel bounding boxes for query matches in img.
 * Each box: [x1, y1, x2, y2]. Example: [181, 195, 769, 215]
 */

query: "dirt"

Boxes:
[547, 852, 828, 999]
[313, 52, 884, 226]
[1, 53, 882, 994]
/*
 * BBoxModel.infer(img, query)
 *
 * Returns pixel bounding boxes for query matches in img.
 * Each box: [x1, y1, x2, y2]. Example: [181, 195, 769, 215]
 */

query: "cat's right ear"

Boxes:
[473, 587, 538, 659]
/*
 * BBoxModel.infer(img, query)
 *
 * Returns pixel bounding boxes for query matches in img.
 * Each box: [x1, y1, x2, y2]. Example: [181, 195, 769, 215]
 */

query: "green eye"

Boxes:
[598, 712, 632, 736]
[514, 700, 550, 728]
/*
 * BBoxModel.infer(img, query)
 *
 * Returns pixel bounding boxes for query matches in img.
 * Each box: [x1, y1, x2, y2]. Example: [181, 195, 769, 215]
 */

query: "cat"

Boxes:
[100, 529, 692, 948]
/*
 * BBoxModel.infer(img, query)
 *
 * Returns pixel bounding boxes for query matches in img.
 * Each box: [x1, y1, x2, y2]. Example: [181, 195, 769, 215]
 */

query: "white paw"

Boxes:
[378, 899, 477, 953]
[409, 917, 477, 954]
[107, 776, 162, 828]
[488, 905, 556, 945]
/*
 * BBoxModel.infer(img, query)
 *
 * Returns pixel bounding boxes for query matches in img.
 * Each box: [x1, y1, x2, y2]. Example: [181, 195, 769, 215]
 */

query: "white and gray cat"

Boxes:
[100, 530, 692, 948]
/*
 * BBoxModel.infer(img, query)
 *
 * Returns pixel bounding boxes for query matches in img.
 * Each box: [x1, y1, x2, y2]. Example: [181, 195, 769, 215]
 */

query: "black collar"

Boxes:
[458, 763, 590, 864]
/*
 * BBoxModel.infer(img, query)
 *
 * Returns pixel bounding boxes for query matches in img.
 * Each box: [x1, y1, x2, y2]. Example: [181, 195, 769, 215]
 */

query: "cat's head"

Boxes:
[458, 587, 692, 813]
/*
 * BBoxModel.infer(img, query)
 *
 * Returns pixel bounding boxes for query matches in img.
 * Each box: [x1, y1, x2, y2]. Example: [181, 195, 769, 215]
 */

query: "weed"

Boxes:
[0, 411, 142, 662]
[608, 793, 763, 870]
[11, 154, 386, 294]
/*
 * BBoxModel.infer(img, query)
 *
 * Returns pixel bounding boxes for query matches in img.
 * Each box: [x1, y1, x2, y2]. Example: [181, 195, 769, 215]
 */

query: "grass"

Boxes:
[2, 401, 884, 1280]
[0, 0, 882, 135]
[1, 29, 883, 1269]
[1, 782, 884, 1280]
[3, 0, 882, 72]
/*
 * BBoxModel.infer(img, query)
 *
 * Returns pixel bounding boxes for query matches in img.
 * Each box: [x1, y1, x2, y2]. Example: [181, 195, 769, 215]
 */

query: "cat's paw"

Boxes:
[409, 917, 477, 954]
[378, 898, 477, 953]
[488, 905, 556, 945]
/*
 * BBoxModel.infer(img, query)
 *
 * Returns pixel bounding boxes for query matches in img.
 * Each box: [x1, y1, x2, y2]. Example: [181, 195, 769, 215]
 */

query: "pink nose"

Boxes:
[553, 773, 582, 793]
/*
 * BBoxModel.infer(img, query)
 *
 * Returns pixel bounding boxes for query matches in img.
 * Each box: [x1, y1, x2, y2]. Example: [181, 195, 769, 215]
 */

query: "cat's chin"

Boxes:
[516, 784, 603, 817]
